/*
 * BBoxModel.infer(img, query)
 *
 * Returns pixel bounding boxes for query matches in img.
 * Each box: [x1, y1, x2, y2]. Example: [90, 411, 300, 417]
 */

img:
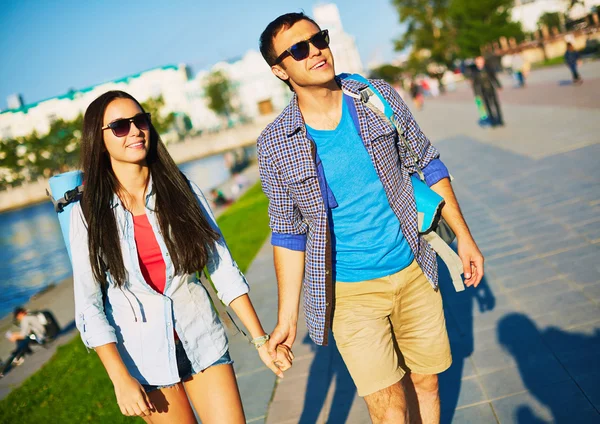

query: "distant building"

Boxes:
[0, 2, 367, 142]
[313, 3, 364, 75]
[205, 50, 291, 123]
[0, 64, 205, 141]
[6, 94, 24, 110]
[511, 0, 600, 32]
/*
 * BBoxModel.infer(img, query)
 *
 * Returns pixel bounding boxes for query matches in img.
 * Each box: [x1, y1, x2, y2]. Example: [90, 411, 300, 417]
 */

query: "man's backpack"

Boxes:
[30, 310, 60, 341]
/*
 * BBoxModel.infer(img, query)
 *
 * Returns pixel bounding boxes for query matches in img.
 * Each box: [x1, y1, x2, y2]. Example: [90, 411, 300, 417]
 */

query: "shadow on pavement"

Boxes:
[438, 259, 496, 424]
[498, 313, 600, 423]
[298, 332, 356, 424]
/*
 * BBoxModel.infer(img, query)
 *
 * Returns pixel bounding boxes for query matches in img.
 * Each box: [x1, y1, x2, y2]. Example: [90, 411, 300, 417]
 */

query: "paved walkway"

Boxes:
[265, 62, 600, 423]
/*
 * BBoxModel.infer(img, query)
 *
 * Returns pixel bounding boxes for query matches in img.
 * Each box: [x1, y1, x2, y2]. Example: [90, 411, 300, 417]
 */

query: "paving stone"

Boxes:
[441, 403, 498, 424]
[478, 359, 570, 400]
[492, 380, 599, 424]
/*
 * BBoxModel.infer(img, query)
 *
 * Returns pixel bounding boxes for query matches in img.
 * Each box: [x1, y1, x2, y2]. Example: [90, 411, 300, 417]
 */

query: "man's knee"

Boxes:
[364, 381, 408, 423]
[410, 373, 439, 395]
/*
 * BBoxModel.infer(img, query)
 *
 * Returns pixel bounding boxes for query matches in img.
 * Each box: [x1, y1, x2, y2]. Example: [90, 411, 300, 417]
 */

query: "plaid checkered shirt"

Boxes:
[257, 76, 449, 346]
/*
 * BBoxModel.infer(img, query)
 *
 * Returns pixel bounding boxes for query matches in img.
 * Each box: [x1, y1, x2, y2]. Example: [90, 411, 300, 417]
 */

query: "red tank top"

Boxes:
[133, 214, 178, 340]
[133, 214, 166, 293]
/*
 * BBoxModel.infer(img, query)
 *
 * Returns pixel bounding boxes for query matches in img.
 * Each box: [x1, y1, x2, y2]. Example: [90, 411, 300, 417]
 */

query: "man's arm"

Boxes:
[375, 79, 485, 287]
[430, 178, 484, 287]
[267, 246, 305, 359]
[257, 141, 308, 358]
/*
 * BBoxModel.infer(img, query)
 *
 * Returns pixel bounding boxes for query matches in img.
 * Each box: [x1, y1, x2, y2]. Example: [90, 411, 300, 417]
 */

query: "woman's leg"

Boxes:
[142, 383, 197, 424]
[184, 363, 245, 424]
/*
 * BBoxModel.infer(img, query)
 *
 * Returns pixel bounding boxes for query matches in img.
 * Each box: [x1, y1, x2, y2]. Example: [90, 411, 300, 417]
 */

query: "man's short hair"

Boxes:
[259, 12, 321, 67]
[13, 307, 26, 319]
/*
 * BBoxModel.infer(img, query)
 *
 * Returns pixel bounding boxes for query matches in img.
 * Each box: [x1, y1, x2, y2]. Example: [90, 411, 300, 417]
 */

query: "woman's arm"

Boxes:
[186, 180, 293, 375]
[70, 204, 152, 417]
[229, 294, 293, 378]
[95, 344, 154, 417]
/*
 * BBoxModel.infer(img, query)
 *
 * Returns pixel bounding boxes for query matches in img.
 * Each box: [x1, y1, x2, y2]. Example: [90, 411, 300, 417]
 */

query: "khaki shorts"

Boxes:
[332, 260, 452, 397]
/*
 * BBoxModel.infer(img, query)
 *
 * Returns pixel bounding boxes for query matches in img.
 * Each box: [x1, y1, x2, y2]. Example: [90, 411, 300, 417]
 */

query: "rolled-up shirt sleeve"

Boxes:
[188, 180, 250, 306]
[70, 203, 117, 348]
[257, 140, 308, 251]
[422, 158, 450, 187]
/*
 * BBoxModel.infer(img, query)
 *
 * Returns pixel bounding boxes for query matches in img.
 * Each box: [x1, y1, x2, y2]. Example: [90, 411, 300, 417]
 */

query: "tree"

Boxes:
[392, 0, 456, 70]
[449, 0, 524, 58]
[204, 70, 234, 117]
[140, 95, 175, 135]
[538, 12, 562, 31]
[369, 64, 404, 83]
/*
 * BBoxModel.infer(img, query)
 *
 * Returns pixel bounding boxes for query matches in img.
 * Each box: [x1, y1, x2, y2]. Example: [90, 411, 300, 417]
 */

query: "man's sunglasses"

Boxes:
[274, 29, 330, 65]
[102, 113, 151, 137]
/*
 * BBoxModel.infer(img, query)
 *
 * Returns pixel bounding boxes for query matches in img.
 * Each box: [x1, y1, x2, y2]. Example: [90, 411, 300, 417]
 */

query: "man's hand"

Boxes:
[267, 320, 297, 361]
[457, 236, 484, 288]
[8, 332, 23, 342]
[258, 344, 294, 378]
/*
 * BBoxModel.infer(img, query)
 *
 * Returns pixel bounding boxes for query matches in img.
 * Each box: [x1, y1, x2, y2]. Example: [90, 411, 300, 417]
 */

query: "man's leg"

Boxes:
[570, 65, 581, 82]
[407, 373, 441, 423]
[332, 276, 407, 423]
[490, 91, 504, 126]
[390, 261, 452, 424]
[363, 380, 408, 423]
[481, 91, 496, 125]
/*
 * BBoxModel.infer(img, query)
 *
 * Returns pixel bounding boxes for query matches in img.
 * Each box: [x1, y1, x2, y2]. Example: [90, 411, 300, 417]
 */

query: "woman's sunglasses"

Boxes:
[274, 29, 330, 65]
[102, 113, 151, 137]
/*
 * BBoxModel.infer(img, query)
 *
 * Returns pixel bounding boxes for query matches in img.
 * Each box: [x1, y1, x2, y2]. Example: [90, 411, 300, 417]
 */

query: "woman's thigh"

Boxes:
[143, 383, 197, 424]
[184, 363, 245, 424]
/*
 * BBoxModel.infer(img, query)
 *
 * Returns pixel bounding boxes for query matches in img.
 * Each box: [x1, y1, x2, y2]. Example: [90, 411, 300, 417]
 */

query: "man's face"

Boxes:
[271, 20, 335, 90]
[475, 56, 485, 69]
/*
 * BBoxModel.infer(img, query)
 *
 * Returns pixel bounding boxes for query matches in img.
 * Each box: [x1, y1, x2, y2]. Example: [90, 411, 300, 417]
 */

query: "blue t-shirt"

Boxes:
[306, 99, 414, 282]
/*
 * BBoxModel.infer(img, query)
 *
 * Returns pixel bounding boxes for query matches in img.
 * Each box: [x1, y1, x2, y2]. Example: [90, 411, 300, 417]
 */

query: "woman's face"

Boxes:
[102, 98, 150, 166]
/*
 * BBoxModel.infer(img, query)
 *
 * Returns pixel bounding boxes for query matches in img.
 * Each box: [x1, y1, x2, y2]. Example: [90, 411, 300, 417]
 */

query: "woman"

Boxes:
[71, 90, 292, 423]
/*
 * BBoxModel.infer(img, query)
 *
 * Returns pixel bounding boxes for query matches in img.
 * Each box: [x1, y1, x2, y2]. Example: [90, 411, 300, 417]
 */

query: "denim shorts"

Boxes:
[143, 342, 233, 393]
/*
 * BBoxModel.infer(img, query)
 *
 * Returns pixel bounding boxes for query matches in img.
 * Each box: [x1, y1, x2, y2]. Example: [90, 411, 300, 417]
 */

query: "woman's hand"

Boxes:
[258, 343, 294, 378]
[113, 374, 155, 417]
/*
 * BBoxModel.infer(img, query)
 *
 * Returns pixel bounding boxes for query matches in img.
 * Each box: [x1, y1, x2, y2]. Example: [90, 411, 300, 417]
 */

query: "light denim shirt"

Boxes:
[70, 176, 249, 386]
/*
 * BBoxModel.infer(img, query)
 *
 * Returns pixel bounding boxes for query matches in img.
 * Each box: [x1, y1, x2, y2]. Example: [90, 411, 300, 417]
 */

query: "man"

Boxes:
[564, 42, 583, 84]
[469, 56, 504, 127]
[1, 307, 48, 375]
[257, 13, 484, 423]
[511, 50, 527, 88]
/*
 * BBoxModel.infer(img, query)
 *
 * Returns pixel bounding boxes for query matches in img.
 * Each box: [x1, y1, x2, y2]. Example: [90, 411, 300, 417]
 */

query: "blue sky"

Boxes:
[0, 0, 403, 110]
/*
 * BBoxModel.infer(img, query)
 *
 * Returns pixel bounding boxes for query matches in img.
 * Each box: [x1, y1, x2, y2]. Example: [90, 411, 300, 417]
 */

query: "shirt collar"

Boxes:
[282, 74, 369, 137]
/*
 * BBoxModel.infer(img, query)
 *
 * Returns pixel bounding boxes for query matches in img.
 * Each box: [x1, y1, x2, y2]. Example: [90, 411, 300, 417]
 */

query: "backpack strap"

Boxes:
[46, 184, 84, 213]
[341, 74, 425, 181]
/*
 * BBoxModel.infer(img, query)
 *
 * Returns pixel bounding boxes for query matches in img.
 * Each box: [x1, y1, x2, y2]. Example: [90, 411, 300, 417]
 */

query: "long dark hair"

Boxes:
[80, 90, 219, 287]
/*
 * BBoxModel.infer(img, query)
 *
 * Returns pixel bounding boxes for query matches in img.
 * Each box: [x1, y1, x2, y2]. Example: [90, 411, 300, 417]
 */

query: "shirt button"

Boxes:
[325, 302, 330, 307]
[166, 252, 169, 257]
[325, 270, 330, 275]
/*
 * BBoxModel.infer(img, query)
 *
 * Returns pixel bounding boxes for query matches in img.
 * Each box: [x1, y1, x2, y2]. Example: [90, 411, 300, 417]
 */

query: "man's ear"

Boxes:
[271, 65, 290, 84]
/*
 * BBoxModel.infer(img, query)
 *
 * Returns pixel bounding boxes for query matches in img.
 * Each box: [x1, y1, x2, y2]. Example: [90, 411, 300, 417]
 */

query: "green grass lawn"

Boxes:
[0, 182, 270, 423]
[531, 55, 566, 69]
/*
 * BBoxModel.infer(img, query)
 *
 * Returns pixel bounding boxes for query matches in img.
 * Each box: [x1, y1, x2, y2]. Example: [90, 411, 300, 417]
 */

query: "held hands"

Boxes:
[258, 320, 298, 378]
[457, 235, 485, 288]
[113, 374, 155, 417]
[257, 343, 294, 378]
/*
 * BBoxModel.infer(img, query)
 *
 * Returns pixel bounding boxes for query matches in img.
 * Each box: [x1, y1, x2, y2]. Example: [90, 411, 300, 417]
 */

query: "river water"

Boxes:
[0, 150, 248, 319]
